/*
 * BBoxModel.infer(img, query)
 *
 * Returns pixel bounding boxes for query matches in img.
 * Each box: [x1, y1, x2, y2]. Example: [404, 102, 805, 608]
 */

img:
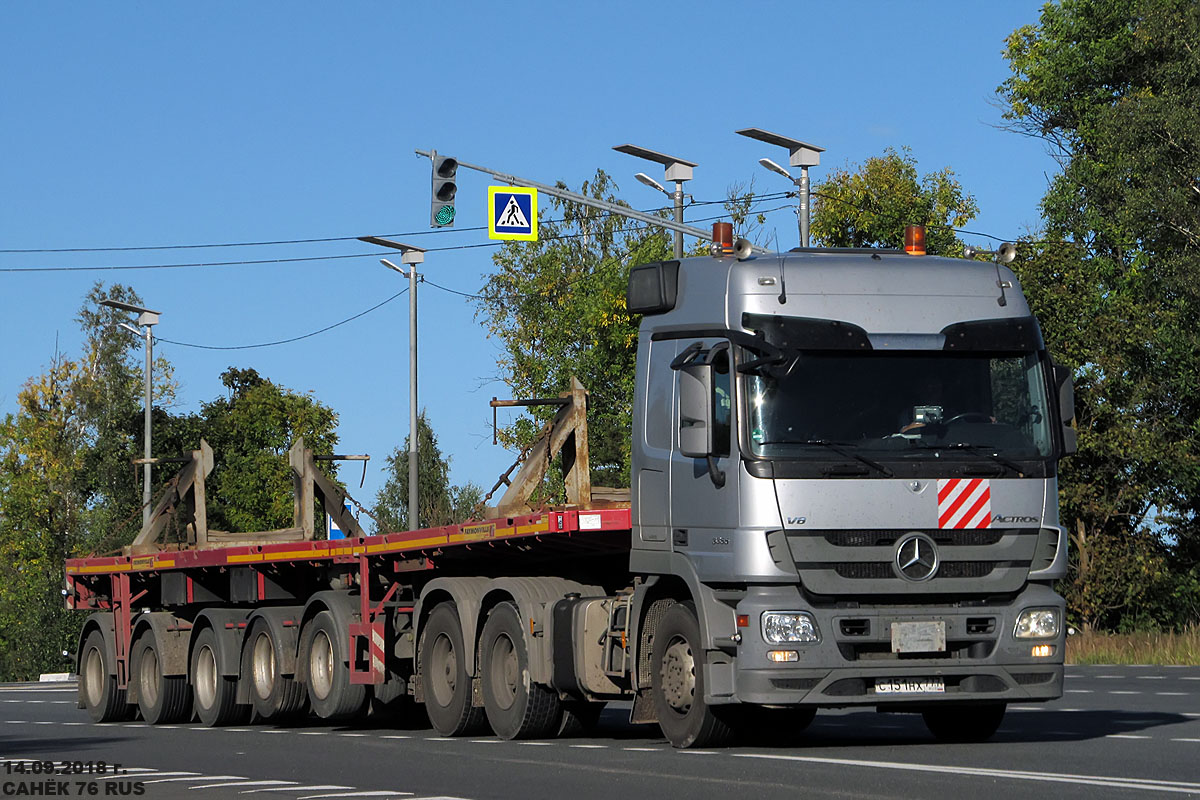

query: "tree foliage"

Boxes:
[810, 147, 979, 256]
[476, 170, 674, 488]
[373, 410, 483, 531]
[1000, 0, 1200, 630]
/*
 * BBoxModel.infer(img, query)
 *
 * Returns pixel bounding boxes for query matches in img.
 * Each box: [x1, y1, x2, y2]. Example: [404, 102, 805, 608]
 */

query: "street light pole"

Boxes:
[100, 298, 161, 528]
[362, 237, 427, 530]
[613, 144, 697, 260]
[736, 128, 825, 249]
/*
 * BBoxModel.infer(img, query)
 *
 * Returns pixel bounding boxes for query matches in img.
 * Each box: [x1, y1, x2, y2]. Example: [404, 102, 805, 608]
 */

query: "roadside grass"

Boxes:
[1066, 625, 1200, 665]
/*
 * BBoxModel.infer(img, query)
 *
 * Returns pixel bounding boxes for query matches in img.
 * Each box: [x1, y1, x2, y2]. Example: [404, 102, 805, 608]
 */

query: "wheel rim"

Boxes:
[428, 632, 457, 707]
[488, 633, 519, 711]
[195, 644, 218, 710]
[309, 630, 334, 701]
[139, 645, 160, 708]
[660, 635, 695, 714]
[252, 632, 276, 700]
[84, 646, 104, 707]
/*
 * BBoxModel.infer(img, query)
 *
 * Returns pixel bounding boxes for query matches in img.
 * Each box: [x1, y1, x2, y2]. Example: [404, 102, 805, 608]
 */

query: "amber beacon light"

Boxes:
[904, 224, 927, 256]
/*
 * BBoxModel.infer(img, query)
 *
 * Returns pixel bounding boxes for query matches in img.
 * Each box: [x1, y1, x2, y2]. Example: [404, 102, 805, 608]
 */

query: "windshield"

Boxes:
[746, 351, 1054, 460]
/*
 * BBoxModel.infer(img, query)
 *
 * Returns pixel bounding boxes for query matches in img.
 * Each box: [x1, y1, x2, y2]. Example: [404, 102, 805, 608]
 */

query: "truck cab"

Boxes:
[627, 244, 1073, 746]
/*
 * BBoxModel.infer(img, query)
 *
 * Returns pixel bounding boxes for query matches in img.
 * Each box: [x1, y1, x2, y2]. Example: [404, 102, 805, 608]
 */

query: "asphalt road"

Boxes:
[3, 665, 1200, 800]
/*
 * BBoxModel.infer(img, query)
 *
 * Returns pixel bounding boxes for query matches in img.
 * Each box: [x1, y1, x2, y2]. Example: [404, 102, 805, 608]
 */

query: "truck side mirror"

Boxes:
[1053, 363, 1077, 456]
[678, 363, 713, 458]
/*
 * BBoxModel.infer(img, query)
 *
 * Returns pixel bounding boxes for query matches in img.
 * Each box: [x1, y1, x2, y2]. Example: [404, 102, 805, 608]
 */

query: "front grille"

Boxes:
[769, 677, 820, 691]
[1013, 672, 1055, 685]
[823, 529, 1005, 547]
[833, 561, 996, 579]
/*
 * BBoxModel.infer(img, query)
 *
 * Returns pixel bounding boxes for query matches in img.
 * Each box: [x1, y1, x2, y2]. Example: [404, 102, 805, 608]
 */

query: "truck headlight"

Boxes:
[761, 611, 820, 644]
[1014, 608, 1060, 639]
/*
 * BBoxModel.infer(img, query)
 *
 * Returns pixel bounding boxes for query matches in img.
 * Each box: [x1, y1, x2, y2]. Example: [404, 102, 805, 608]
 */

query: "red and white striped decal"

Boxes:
[937, 478, 992, 529]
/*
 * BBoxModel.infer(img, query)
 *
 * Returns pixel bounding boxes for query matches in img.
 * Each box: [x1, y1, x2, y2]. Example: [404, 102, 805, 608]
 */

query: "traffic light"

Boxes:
[430, 152, 458, 227]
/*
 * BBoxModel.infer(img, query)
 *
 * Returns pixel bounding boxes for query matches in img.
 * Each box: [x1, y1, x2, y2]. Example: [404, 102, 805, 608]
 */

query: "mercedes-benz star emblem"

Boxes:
[895, 533, 939, 581]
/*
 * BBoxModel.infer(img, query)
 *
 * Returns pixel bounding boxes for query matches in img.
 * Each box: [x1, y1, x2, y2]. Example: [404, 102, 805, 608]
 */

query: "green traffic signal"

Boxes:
[434, 205, 455, 226]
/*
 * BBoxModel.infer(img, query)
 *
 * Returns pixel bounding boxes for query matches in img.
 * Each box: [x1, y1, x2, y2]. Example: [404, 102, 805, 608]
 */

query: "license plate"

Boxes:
[874, 678, 946, 694]
[891, 620, 946, 653]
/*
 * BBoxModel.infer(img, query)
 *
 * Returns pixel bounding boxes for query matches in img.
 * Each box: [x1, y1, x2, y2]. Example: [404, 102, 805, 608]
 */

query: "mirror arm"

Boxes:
[706, 455, 726, 488]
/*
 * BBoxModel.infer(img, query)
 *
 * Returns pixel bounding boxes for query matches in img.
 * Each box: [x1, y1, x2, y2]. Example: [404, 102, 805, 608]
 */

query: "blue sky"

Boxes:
[0, 1, 1056, 516]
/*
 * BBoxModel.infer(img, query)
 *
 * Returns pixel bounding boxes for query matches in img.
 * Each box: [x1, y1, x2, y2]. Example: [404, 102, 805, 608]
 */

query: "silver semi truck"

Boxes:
[68, 232, 1074, 748]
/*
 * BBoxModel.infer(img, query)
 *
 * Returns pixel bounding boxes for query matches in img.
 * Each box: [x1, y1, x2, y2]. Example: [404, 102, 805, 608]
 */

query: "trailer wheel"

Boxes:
[191, 628, 246, 726]
[419, 602, 485, 736]
[651, 602, 732, 748]
[246, 623, 308, 722]
[132, 631, 192, 724]
[301, 611, 367, 720]
[479, 602, 561, 740]
[79, 629, 130, 723]
[922, 702, 1007, 742]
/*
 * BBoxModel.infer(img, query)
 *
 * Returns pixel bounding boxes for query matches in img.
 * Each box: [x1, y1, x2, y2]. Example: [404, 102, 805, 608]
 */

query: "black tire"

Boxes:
[79, 629, 131, 723]
[651, 601, 733, 748]
[301, 611, 367, 721]
[557, 701, 605, 737]
[190, 627, 247, 727]
[479, 602, 561, 740]
[244, 621, 308, 722]
[132, 631, 192, 724]
[419, 602, 486, 736]
[923, 703, 1007, 742]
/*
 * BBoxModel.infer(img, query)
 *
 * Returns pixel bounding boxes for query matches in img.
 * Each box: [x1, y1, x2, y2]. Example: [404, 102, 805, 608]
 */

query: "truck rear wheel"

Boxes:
[922, 702, 1007, 742]
[246, 622, 308, 722]
[132, 630, 192, 724]
[651, 602, 732, 748]
[79, 629, 130, 723]
[301, 611, 367, 720]
[191, 627, 246, 726]
[419, 602, 486, 736]
[479, 602, 561, 739]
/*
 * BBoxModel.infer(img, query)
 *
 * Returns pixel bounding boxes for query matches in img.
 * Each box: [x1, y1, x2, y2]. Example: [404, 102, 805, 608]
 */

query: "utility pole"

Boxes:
[613, 144, 697, 259]
[360, 236, 427, 530]
[100, 298, 161, 528]
[735, 128, 825, 248]
[414, 149, 770, 255]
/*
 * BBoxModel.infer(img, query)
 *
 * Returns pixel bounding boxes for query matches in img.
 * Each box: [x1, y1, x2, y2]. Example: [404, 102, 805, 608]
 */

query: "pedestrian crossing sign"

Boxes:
[488, 186, 538, 241]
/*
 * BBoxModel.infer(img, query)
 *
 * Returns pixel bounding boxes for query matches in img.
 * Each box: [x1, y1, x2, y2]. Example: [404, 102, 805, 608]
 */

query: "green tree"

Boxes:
[810, 147, 979, 256]
[374, 411, 483, 531]
[999, 0, 1200, 630]
[475, 170, 674, 488]
[198, 367, 340, 533]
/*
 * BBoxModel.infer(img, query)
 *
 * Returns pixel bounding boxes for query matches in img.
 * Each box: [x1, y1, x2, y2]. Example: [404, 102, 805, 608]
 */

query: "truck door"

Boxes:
[634, 339, 676, 549]
[670, 340, 739, 569]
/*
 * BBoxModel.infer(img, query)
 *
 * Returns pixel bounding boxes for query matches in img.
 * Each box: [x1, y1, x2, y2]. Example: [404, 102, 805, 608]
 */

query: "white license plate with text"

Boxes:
[874, 678, 946, 694]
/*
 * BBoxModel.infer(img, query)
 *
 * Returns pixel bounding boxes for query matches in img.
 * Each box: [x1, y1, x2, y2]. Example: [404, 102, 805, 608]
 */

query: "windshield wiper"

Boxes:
[936, 442, 1026, 477]
[796, 440, 895, 477]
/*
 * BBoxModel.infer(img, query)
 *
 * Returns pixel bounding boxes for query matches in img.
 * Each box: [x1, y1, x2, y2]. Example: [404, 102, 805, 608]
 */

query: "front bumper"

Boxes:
[726, 582, 1065, 707]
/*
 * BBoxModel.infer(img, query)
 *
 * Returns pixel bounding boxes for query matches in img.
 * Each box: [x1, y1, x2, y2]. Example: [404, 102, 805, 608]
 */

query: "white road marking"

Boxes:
[99, 772, 198, 782]
[33, 721, 55, 725]
[241, 786, 352, 794]
[623, 747, 661, 751]
[296, 731, 327, 735]
[297, 792, 413, 799]
[569, 744, 607, 749]
[1065, 689, 1093, 693]
[142, 776, 248, 784]
[1184, 713, 1200, 718]
[680, 750, 718, 755]
[519, 742, 553, 746]
[61, 722, 85, 726]
[224, 728, 251, 732]
[191, 781, 299, 790]
[1095, 675, 1122, 679]
[1106, 734, 1151, 739]
[380, 735, 410, 740]
[1011, 706, 1044, 711]
[1182, 677, 1200, 681]
[1171, 738, 1200, 743]
[468, 740, 501, 744]
[337, 733, 367, 737]
[259, 729, 287, 734]
[1110, 691, 1141, 695]
[1157, 692, 1188, 696]
[734, 753, 1200, 794]
[1138, 676, 1167, 680]
[2, 720, 26, 724]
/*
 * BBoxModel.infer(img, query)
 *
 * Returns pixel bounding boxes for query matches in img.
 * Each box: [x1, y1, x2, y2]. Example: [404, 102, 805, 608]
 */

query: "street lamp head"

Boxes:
[634, 172, 669, 195]
[361, 236, 426, 265]
[100, 298, 160, 326]
[381, 258, 410, 277]
[613, 143, 696, 183]
[758, 157, 793, 180]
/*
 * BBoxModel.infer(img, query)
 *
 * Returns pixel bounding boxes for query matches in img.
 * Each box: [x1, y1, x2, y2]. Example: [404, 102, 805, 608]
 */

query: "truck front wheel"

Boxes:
[651, 602, 732, 748]
[479, 602, 561, 739]
[922, 702, 1007, 742]
[419, 602, 486, 736]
